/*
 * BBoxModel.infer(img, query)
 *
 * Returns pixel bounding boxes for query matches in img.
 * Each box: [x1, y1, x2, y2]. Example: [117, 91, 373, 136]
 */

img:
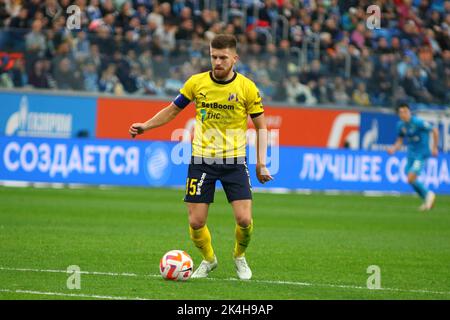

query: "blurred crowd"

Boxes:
[0, 0, 449, 109]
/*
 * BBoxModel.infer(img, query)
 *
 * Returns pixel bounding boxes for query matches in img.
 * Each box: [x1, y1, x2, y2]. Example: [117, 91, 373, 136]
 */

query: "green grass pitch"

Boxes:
[0, 185, 449, 300]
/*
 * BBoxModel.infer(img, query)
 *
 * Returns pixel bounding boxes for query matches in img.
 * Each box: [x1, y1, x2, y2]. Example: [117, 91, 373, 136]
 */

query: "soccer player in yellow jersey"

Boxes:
[129, 34, 273, 280]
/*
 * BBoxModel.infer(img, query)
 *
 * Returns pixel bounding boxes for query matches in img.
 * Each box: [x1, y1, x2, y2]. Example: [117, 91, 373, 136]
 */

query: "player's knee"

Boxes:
[187, 206, 207, 229]
[188, 212, 206, 229]
[236, 216, 252, 228]
[189, 219, 206, 230]
[407, 174, 416, 184]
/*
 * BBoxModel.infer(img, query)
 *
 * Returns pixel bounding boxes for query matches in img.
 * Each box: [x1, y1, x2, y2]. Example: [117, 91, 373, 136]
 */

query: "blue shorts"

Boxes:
[405, 157, 427, 176]
[184, 157, 252, 203]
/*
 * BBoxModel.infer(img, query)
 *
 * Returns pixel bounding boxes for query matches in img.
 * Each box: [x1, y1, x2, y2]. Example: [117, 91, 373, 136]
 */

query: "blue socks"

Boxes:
[411, 180, 428, 200]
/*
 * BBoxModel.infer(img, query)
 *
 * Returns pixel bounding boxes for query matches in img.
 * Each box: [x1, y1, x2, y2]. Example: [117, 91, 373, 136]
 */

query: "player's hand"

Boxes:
[256, 164, 273, 184]
[387, 147, 395, 155]
[129, 123, 145, 138]
[432, 147, 438, 157]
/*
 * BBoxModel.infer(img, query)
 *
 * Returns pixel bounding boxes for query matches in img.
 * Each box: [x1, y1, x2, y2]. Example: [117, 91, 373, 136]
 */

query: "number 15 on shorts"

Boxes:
[186, 178, 198, 196]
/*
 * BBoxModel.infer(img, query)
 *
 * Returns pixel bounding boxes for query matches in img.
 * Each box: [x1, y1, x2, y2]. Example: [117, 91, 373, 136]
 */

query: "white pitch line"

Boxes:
[0, 288, 149, 300]
[242, 278, 450, 296]
[0, 267, 159, 278]
[1, 266, 449, 296]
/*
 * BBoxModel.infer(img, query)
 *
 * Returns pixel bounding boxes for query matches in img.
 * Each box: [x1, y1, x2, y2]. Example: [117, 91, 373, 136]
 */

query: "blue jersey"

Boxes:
[396, 116, 434, 158]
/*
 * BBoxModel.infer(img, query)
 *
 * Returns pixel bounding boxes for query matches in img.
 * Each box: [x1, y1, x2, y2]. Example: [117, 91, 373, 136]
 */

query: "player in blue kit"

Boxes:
[388, 103, 439, 211]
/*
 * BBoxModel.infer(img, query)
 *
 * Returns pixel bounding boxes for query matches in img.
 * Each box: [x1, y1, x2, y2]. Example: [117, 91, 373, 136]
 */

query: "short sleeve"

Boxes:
[246, 81, 264, 115]
[179, 76, 195, 101]
[416, 118, 433, 131]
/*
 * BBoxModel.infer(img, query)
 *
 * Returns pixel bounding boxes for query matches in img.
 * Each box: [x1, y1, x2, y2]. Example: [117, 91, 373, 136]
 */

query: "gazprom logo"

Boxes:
[5, 96, 72, 137]
[362, 119, 379, 150]
[144, 143, 170, 185]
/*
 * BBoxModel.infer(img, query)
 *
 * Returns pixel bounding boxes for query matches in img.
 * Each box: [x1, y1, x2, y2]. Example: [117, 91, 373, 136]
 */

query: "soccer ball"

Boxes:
[159, 250, 194, 281]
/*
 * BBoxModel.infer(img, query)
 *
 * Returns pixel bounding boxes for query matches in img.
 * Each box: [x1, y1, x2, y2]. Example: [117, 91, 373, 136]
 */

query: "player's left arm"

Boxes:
[419, 119, 439, 157]
[431, 127, 439, 156]
[251, 114, 273, 184]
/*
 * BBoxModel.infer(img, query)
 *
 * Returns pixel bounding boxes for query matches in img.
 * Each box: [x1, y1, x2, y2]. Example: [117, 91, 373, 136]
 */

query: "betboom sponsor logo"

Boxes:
[200, 101, 235, 110]
[144, 142, 171, 185]
[3, 141, 139, 178]
[5, 96, 73, 138]
[299, 152, 450, 188]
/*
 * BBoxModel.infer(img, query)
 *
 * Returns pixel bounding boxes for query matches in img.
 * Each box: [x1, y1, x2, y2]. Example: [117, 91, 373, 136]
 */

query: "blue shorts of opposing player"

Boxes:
[405, 156, 429, 200]
[405, 156, 426, 176]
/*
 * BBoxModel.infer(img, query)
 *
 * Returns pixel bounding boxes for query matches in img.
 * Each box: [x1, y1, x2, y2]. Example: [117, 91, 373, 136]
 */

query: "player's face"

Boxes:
[398, 107, 411, 122]
[210, 47, 238, 80]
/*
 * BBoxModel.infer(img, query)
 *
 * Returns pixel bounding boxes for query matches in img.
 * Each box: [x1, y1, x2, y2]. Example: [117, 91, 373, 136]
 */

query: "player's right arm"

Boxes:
[129, 102, 183, 138]
[129, 76, 195, 138]
[387, 137, 403, 155]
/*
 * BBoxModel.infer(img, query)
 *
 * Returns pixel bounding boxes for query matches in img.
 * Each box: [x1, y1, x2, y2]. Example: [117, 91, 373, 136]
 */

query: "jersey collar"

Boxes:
[209, 71, 237, 85]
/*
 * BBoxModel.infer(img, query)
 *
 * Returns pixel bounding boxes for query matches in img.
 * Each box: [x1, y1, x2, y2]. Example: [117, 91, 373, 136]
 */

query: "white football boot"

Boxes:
[418, 191, 436, 211]
[191, 256, 217, 278]
[425, 191, 436, 210]
[234, 256, 252, 280]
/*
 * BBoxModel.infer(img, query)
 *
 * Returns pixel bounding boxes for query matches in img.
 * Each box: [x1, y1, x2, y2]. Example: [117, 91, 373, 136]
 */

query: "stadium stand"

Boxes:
[0, 0, 449, 109]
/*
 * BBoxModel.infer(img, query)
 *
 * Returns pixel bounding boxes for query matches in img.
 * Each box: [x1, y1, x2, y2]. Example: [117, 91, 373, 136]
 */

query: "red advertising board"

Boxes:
[253, 107, 359, 148]
[97, 98, 195, 140]
[96, 97, 360, 148]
